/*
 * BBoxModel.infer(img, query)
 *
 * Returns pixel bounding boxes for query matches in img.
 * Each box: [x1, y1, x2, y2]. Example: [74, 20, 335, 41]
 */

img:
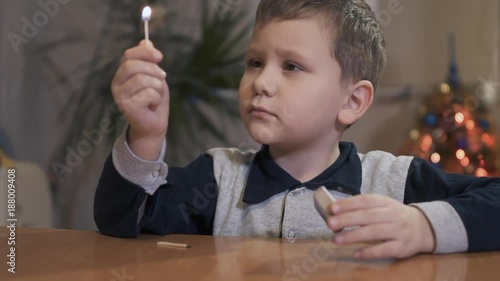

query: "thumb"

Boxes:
[139, 39, 155, 48]
[137, 40, 163, 63]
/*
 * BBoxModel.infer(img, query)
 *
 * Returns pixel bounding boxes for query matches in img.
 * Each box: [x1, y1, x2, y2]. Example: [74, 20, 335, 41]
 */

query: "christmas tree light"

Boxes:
[400, 34, 498, 176]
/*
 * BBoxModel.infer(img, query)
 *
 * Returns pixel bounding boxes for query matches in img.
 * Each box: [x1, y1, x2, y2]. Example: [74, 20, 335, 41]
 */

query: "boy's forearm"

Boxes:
[94, 125, 169, 237]
[404, 158, 500, 253]
[412, 201, 469, 254]
[411, 201, 468, 254]
[446, 182, 500, 252]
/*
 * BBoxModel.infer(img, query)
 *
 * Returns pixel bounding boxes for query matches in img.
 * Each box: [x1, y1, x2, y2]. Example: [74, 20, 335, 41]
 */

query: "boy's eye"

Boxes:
[283, 62, 303, 72]
[247, 59, 263, 68]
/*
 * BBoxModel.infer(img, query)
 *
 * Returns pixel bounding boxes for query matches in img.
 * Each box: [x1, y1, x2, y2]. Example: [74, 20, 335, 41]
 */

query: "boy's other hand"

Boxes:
[111, 40, 169, 160]
[326, 194, 436, 259]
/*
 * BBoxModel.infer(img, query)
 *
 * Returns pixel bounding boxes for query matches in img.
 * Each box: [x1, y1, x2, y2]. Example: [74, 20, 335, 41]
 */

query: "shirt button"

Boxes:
[288, 230, 296, 239]
[152, 170, 159, 177]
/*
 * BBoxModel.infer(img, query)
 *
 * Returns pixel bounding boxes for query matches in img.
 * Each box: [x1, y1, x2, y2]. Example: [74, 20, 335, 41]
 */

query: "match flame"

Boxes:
[142, 6, 152, 21]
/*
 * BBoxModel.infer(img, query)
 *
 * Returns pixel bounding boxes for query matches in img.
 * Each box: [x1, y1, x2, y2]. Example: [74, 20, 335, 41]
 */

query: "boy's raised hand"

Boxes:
[111, 40, 169, 160]
[326, 194, 436, 259]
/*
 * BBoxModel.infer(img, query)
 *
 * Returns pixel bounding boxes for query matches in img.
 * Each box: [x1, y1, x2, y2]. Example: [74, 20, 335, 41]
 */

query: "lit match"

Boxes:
[142, 6, 152, 47]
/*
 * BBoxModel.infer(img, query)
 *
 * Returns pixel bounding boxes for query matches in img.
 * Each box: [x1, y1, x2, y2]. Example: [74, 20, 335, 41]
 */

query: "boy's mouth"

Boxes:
[249, 105, 276, 117]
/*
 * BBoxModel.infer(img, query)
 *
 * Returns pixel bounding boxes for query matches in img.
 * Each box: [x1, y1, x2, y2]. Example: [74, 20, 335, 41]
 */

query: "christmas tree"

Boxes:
[400, 35, 498, 176]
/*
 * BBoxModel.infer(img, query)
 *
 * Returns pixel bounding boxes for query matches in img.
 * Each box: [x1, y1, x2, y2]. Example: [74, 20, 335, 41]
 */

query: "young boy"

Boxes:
[94, 0, 500, 259]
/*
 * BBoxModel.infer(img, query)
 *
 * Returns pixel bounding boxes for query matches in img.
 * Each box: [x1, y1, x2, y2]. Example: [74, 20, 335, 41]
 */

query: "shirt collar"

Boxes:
[242, 142, 362, 204]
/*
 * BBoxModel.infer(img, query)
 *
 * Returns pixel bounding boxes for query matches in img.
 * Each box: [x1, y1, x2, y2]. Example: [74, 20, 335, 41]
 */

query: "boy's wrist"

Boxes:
[413, 206, 436, 253]
[112, 127, 168, 195]
[127, 127, 166, 161]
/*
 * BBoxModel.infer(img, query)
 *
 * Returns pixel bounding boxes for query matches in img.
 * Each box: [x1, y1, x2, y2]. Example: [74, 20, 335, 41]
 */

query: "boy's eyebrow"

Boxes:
[245, 47, 261, 56]
[246, 47, 310, 61]
[275, 48, 310, 61]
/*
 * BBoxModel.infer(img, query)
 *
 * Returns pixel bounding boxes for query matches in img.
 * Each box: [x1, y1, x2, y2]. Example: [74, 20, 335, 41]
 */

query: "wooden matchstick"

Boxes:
[157, 241, 191, 248]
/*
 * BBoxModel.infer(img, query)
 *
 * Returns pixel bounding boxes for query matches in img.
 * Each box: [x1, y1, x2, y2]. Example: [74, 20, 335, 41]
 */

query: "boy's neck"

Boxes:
[269, 141, 341, 183]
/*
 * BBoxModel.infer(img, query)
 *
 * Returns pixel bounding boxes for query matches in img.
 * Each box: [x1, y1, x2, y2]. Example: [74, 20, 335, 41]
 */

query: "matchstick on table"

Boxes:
[157, 241, 191, 249]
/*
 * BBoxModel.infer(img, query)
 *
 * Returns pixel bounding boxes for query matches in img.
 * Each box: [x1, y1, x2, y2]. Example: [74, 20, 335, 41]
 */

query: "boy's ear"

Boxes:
[338, 80, 374, 126]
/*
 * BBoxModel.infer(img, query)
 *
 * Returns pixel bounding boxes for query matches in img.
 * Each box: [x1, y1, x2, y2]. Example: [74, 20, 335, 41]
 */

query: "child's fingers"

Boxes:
[119, 89, 162, 116]
[330, 194, 390, 215]
[113, 60, 166, 86]
[333, 223, 394, 245]
[327, 207, 391, 231]
[131, 88, 162, 109]
[120, 43, 163, 64]
[117, 73, 164, 99]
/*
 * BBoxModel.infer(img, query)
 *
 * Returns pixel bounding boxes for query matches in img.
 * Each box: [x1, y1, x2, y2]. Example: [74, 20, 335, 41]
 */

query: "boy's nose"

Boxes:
[253, 68, 277, 97]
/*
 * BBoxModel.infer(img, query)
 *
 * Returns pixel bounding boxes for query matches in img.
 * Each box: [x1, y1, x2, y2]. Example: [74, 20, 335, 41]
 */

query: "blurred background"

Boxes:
[0, 0, 499, 231]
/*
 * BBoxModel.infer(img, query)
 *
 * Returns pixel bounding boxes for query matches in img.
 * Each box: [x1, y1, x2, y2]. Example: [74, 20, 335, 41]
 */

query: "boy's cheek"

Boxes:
[239, 72, 256, 90]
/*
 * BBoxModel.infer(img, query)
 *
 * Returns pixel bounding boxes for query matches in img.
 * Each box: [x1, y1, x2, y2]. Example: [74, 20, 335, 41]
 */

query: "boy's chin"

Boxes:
[248, 127, 279, 145]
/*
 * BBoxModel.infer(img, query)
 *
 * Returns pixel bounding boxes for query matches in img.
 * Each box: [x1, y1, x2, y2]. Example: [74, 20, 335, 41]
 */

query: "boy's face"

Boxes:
[239, 16, 350, 148]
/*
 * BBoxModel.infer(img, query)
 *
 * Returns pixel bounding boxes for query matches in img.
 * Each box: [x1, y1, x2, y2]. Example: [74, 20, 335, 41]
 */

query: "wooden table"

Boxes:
[0, 227, 499, 280]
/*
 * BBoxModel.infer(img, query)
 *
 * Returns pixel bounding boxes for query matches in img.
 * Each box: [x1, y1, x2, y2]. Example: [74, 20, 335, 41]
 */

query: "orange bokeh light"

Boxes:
[475, 168, 488, 177]
[420, 134, 433, 152]
[430, 153, 441, 163]
[460, 157, 470, 167]
[481, 133, 494, 147]
[465, 120, 475, 130]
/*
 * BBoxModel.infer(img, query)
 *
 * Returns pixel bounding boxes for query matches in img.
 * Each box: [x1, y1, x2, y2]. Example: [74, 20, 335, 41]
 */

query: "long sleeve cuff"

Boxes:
[112, 126, 168, 195]
[411, 201, 468, 254]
